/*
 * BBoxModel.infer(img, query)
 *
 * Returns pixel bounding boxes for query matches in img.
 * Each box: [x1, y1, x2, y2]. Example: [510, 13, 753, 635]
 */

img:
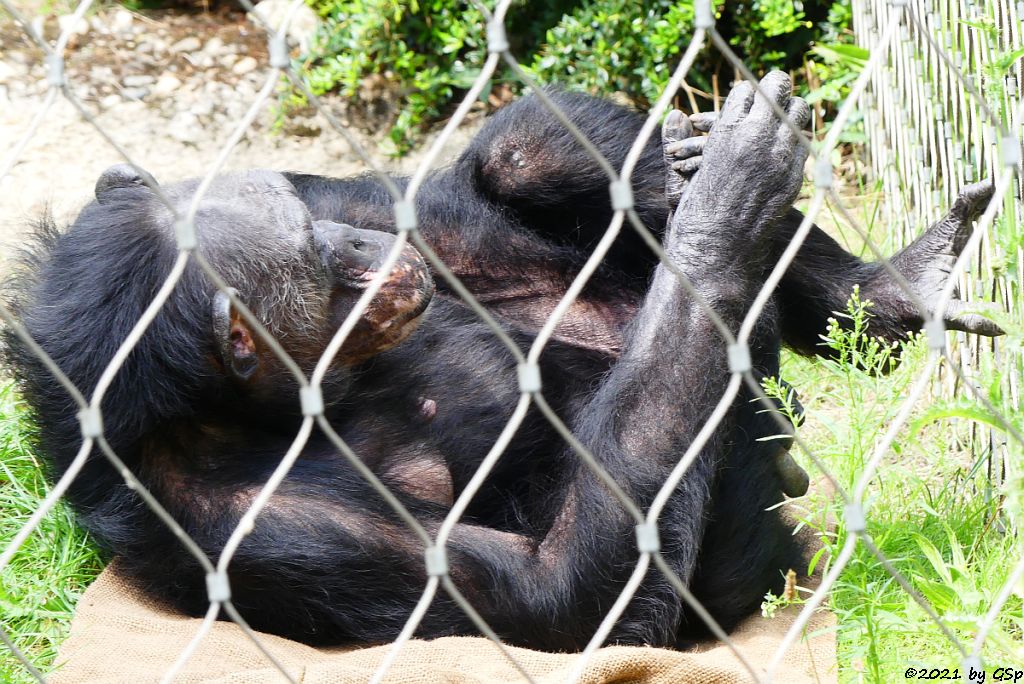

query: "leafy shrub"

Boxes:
[300, 0, 855, 153]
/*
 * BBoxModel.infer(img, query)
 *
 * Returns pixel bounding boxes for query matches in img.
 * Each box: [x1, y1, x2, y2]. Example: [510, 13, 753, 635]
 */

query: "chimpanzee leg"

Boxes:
[582, 73, 811, 642]
[463, 91, 1002, 346]
[454, 90, 667, 272]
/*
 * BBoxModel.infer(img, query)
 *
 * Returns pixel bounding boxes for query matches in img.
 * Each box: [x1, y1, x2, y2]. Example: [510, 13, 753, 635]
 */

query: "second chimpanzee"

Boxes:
[7, 73, 999, 649]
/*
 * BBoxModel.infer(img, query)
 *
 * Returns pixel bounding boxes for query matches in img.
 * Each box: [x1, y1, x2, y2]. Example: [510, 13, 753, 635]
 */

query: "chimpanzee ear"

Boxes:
[95, 164, 158, 204]
[212, 288, 260, 382]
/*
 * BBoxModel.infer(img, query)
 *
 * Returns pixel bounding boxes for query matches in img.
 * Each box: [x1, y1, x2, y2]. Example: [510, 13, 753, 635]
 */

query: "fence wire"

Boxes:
[0, 0, 1021, 682]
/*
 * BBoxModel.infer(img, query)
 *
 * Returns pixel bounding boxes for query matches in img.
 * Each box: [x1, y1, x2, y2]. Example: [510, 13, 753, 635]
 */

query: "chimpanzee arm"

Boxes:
[774, 181, 1001, 356]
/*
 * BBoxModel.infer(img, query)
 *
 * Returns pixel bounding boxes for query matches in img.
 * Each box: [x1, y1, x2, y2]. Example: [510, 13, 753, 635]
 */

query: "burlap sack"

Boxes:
[51, 561, 836, 683]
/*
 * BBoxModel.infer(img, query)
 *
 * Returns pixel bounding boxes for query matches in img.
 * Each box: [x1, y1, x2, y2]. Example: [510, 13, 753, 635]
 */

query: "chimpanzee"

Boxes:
[5, 73, 999, 650]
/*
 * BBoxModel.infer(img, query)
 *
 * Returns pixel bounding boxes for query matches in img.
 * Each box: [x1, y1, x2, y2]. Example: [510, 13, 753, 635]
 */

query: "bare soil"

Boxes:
[0, 5, 483, 268]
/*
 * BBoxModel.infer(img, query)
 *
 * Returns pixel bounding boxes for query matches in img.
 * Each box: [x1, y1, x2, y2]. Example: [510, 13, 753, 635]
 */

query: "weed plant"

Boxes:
[769, 292, 1023, 682]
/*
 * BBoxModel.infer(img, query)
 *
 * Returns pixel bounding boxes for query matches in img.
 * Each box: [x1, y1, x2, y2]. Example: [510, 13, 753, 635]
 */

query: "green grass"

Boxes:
[0, 384, 103, 684]
[774, 294, 1024, 682]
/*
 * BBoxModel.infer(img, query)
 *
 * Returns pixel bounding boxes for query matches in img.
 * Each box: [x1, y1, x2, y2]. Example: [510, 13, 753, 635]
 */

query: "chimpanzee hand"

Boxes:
[670, 72, 810, 252]
[866, 181, 1004, 337]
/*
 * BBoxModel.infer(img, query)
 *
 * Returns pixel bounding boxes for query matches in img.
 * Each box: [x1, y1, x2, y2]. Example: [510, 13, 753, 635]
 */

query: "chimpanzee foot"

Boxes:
[875, 180, 1003, 337]
[661, 110, 705, 209]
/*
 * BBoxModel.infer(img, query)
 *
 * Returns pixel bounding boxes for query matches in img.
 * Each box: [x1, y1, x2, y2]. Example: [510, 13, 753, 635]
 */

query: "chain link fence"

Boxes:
[855, 0, 1023, 492]
[0, 0, 1021, 682]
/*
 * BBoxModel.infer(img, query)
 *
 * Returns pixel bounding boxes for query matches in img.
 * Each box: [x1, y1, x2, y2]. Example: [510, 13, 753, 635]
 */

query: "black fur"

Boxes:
[4, 89, 972, 650]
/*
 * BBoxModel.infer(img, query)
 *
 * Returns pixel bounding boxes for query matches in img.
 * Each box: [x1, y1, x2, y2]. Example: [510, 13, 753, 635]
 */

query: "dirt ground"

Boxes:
[0, 5, 482, 269]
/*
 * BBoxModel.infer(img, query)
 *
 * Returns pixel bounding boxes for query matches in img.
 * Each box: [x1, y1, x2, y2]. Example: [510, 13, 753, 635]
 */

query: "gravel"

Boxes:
[0, 6, 484, 268]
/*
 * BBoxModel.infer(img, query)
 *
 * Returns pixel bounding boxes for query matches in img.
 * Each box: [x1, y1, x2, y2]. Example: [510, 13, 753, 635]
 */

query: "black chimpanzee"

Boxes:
[6, 73, 999, 650]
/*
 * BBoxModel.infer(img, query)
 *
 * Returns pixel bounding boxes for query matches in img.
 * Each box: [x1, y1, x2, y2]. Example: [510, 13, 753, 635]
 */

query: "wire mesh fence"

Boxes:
[854, 0, 1023, 495]
[0, 0, 1020, 682]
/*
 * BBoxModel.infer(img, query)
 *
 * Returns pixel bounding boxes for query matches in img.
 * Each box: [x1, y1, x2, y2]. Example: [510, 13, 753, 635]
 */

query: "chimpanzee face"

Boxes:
[95, 165, 435, 383]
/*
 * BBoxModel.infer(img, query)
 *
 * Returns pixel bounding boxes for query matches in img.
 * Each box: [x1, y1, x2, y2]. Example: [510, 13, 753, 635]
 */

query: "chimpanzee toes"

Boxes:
[689, 111, 717, 133]
[786, 97, 812, 131]
[718, 80, 755, 128]
[666, 138, 706, 161]
[671, 157, 703, 174]
[749, 71, 792, 123]
[662, 109, 693, 148]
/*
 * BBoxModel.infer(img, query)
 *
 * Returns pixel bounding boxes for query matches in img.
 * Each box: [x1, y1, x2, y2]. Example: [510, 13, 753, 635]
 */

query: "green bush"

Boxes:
[300, 0, 855, 153]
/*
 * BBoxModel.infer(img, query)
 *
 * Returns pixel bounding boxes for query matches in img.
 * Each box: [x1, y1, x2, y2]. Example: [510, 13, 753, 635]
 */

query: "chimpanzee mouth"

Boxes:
[401, 287, 433, 322]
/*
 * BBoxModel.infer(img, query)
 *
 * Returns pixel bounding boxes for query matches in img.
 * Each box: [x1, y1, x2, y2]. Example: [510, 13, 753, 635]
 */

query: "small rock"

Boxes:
[119, 100, 147, 117]
[0, 61, 15, 85]
[153, 73, 182, 96]
[250, 0, 320, 53]
[219, 54, 238, 69]
[284, 116, 322, 137]
[100, 94, 121, 109]
[235, 80, 256, 98]
[224, 102, 247, 120]
[110, 9, 134, 34]
[123, 74, 155, 87]
[189, 99, 214, 117]
[168, 111, 201, 144]
[121, 86, 149, 101]
[186, 53, 215, 69]
[91, 66, 114, 81]
[57, 13, 89, 36]
[203, 36, 225, 55]
[149, 38, 169, 54]
[232, 56, 259, 76]
[170, 36, 201, 53]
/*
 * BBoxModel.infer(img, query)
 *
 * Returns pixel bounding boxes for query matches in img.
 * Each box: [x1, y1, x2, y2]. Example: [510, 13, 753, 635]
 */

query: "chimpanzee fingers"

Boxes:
[690, 111, 717, 132]
[748, 71, 792, 125]
[672, 157, 703, 175]
[943, 300, 1005, 337]
[666, 137, 705, 160]
[718, 80, 755, 129]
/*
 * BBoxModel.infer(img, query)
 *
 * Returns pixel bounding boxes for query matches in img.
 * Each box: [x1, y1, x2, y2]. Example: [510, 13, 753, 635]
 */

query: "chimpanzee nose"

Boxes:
[312, 220, 396, 280]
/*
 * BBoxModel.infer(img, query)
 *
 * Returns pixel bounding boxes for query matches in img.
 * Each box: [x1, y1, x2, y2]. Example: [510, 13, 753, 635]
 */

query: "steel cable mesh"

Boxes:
[0, 0, 1019, 682]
